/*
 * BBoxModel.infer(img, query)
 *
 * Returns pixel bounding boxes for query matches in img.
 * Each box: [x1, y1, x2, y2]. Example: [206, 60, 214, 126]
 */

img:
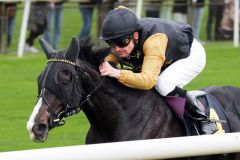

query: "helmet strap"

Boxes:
[128, 31, 140, 56]
[129, 36, 139, 56]
[133, 38, 138, 46]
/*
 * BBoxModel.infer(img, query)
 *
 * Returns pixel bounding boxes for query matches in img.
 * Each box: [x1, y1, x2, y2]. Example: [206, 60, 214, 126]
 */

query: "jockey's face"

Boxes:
[108, 32, 139, 58]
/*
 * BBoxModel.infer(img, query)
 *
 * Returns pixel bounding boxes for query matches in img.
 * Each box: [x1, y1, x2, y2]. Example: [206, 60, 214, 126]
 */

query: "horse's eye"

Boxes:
[56, 70, 72, 85]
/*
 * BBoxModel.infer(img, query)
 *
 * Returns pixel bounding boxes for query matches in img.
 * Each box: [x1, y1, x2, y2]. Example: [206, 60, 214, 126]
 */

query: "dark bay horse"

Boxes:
[27, 37, 240, 159]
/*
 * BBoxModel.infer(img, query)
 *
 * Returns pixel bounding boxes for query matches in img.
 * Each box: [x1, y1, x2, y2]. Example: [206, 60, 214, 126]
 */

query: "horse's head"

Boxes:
[27, 37, 84, 142]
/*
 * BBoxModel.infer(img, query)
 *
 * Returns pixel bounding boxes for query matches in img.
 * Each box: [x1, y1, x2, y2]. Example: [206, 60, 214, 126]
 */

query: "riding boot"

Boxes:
[184, 93, 218, 134]
[167, 87, 218, 135]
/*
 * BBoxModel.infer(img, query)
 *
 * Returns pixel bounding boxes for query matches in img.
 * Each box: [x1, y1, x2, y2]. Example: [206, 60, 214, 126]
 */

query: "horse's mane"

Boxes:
[78, 38, 111, 67]
[76, 38, 140, 95]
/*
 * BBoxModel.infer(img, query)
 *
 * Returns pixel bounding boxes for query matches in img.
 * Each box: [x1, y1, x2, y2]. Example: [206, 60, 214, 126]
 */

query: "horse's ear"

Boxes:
[39, 37, 55, 59]
[64, 37, 80, 62]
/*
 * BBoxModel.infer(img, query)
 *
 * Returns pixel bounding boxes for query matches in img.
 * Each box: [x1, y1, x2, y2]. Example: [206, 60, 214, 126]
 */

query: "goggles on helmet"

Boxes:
[106, 34, 133, 48]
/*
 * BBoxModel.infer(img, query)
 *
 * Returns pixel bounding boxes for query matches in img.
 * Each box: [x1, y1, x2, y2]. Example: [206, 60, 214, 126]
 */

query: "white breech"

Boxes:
[155, 39, 206, 96]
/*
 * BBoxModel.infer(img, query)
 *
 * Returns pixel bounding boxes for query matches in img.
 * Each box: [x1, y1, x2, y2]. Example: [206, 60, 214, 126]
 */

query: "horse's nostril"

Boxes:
[32, 124, 47, 137]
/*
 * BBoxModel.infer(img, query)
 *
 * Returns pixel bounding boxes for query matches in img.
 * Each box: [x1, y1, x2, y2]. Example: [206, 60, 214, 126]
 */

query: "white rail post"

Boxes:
[17, 0, 31, 58]
[233, 0, 239, 47]
[136, 0, 143, 18]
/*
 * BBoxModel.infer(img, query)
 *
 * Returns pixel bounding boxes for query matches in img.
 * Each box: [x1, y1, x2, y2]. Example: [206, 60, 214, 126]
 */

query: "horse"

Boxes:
[27, 37, 240, 160]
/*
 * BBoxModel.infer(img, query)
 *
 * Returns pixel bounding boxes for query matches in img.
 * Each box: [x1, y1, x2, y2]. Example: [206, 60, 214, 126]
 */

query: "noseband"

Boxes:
[40, 58, 104, 128]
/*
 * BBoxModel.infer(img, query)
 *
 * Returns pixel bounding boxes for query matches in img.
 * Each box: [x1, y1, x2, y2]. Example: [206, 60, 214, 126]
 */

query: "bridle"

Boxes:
[39, 58, 104, 128]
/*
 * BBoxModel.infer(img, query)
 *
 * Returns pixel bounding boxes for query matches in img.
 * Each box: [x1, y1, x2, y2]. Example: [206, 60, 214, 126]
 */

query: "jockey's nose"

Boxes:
[114, 45, 122, 52]
[114, 45, 121, 51]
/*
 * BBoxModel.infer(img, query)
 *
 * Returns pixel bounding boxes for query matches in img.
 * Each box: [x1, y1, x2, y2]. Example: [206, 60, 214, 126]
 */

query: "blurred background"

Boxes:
[0, 0, 239, 152]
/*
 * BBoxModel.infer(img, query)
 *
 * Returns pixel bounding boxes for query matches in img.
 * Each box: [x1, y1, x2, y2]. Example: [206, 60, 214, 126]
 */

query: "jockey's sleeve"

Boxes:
[119, 33, 167, 90]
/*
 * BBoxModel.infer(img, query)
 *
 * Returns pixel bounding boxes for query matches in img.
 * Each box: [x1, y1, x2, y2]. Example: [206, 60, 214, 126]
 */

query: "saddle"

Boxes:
[165, 90, 231, 136]
[185, 91, 231, 135]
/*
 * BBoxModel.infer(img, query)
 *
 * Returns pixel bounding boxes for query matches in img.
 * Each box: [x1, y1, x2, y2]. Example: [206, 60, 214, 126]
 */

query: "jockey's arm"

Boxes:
[119, 33, 167, 90]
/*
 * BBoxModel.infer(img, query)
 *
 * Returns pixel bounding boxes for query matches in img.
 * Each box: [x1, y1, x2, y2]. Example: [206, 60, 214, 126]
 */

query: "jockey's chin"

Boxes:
[115, 48, 133, 58]
[118, 52, 129, 58]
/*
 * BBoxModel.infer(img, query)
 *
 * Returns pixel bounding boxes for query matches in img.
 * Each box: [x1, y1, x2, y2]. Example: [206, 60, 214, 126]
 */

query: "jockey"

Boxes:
[99, 6, 217, 135]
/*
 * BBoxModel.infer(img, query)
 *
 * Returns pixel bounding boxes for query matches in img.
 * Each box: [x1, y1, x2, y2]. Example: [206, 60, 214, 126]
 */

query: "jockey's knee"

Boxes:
[154, 77, 176, 96]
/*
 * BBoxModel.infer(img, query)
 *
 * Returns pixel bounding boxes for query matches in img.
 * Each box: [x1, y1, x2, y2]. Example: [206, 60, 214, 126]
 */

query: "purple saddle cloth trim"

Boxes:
[164, 96, 186, 120]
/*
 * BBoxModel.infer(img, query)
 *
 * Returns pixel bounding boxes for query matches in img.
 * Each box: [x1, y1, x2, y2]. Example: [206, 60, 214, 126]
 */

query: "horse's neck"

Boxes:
[83, 81, 184, 143]
[82, 79, 122, 131]
[79, 67, 184, 142]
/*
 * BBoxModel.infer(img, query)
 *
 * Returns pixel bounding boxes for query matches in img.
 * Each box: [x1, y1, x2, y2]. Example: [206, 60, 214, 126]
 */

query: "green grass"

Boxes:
[186, 42, 240, 89]
[0, 2, 240, 152]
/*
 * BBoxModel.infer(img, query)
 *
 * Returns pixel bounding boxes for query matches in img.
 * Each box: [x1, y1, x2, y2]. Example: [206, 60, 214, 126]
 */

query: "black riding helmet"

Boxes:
[100, 6, 142, 41]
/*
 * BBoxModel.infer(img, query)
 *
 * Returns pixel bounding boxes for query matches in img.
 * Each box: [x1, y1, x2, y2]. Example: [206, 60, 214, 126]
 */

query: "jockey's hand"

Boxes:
[99, 62, 120, 79]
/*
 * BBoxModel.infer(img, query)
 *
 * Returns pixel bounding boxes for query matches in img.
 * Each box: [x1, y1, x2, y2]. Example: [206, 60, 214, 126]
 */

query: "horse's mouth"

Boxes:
[33, 134, 48, 143]
[27, 122, 49, 142]
[30, 130, 48, 143]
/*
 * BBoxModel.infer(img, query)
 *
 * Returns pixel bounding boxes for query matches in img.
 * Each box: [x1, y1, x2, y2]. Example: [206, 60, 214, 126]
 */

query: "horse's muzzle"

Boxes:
[31, 123, 49, 142]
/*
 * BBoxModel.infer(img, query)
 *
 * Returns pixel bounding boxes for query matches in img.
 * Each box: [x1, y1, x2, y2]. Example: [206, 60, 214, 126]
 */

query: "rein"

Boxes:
[64, 75, 105, 117]
[42, 58, 104, 127]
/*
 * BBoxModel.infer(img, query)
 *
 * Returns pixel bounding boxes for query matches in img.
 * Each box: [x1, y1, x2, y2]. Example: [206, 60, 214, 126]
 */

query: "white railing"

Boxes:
[17, 0, 30, 58]
[0, 132, 240, 160]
